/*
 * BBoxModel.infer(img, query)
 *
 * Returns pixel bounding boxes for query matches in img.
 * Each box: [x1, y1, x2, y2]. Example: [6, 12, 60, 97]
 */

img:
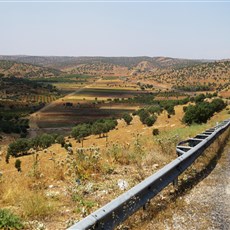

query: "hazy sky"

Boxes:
[1, 1, 230, 59]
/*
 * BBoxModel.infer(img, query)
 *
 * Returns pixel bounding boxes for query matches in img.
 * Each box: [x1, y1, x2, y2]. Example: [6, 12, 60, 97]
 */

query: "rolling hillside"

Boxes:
[0, 55, 205, 77]
[0, 60, 62, 78]
[148, 61, 230, 91]
[0, 56, 229, 93]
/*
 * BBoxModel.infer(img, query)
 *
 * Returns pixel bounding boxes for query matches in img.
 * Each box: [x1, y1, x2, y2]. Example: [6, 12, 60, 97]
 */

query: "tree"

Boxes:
[71, 124, 91, 147]
[7, 139, 30, 157]
[91, 122, 104, 138]
[137, 109, 149, 124]
[194, 93, 205, 103]
[38, 134, 55, 149]
[56, 135, 65, 147]
[210, 98, 226, 112]
[122, 113, 133, 125]
[144, 115, 157, 127]
[166, 105, 175, 116]
[183, 98, 226, 125]
[147, 105, 162, 115]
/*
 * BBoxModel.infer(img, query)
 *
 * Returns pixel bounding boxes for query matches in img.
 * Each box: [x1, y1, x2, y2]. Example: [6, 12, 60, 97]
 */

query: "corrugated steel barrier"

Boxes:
[68, 119, 230, 230]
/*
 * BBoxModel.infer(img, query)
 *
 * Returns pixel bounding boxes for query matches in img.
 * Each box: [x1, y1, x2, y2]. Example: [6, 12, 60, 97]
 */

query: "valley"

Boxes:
[0, 55, 230, 230]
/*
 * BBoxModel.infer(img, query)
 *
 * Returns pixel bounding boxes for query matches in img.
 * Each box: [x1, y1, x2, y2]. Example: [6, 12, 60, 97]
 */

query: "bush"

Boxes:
[38, 134, 55, 148]
[15, 159, 22, 172]
[152, 128, 159, 136]
[166, 105, 175, 115]
[147, 105, 162, 115]
[144, 116, 157, 127]
[21, 193, 55, 218]
[72, 124, 91, 139]
[137, 109, 149, 124]
[122, 113, 133, 125]
[0, 209, 23, 229]
[56, 135, 65, 147]
[7, 139, 30, 157]
[210, 98, 226, 112]
[91, 119, 117, 137]
[183, 98, 226, 125]
[194, 93, 205, 103]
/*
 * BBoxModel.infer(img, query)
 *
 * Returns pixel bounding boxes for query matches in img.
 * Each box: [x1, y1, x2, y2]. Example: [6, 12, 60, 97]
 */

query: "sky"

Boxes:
[0, 1, 230, 59]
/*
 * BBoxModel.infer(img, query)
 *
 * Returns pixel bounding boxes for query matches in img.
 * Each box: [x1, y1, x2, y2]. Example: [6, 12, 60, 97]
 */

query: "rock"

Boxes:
[117, 179, 129, 191]
[45, 190, 60, 198]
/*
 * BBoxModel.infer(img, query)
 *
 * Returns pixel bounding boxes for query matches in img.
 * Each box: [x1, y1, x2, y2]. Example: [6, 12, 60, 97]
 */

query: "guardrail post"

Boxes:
[173, 177, 178, 188]
[143, 200, 150, 210]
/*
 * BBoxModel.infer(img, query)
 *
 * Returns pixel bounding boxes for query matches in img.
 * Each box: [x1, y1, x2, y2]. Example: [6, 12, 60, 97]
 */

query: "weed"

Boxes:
[29, 153, 41, 179]
[72, 193, 96, 216]
[66, 147, 103, 180]
[21, 192, 55, 219]
[0, 209, 23, 229]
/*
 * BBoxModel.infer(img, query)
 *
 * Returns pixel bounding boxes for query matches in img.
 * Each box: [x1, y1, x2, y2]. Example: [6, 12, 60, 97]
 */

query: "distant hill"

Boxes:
[0, 60, 62, 78]
[0, 55, 207, 77]
[0, 55, 203, 67]
[150, 61, 230, 91]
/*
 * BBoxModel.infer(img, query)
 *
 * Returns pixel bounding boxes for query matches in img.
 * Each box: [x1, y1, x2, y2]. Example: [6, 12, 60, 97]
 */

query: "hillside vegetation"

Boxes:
[2, 56, 229, 94]
[0, 56, 204, 77]
[0, 60, 62, 78]
[0, 76, 61, 136]
[0, 101, 229, 229]
[149, 61, 230, 91]
[0, 56, 229, 230]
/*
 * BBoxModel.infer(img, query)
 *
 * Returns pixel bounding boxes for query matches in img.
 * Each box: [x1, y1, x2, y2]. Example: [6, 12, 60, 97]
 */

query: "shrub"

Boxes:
[210, 98, 226, 112]
[21, 193, 55, 218]
[182, 98, 226, 125]
[38, 134, 55, 148]
[5, 152, 10, 164]
[166, 105, 175, 115]
[122, 113, 133, 125]
[144, 116, 157, 127]
[7, 139, 30, 157]
[91, 119, 117, 138]
[72, 124, 91, 140]
[137, 109, 149, 124]
[152, 128, 159, 136]
[56, 135, 65, 147]
[15, 159, 22, 172]
[0, 209, 23, 229]
[194, 93, 205, 103]
[147, 105, 162, 115]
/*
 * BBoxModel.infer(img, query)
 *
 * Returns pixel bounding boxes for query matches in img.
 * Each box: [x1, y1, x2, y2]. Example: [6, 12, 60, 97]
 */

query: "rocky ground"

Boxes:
[181, 139, 230, 230]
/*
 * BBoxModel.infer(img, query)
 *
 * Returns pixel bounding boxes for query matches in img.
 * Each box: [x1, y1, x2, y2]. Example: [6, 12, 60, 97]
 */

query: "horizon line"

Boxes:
[0, 54, 224, 61]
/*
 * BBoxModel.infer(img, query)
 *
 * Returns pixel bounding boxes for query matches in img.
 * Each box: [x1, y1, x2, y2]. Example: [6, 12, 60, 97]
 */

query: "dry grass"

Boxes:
[21, 192, 56, 219]
[121, 119, 230, 230]
[0, 104, 229, 229]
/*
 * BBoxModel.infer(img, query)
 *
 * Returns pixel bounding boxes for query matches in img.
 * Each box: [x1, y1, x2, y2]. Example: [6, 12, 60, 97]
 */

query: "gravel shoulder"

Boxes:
[126, 136, 230, 230]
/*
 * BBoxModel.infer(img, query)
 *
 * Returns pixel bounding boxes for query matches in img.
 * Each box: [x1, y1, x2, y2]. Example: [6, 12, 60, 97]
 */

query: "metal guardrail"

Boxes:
[68, 119, 230, 230]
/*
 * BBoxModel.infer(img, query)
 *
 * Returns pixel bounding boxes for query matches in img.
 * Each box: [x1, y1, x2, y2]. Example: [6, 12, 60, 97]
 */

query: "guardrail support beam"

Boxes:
[68, 119, 230, 230]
